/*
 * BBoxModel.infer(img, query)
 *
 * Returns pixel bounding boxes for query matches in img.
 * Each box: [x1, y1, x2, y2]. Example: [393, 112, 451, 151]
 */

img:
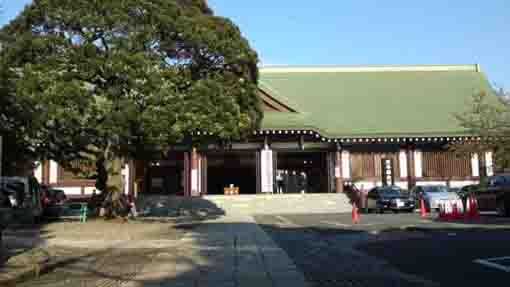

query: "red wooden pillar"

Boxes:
[335, 151, 344, 193]
[42, 160, 50, 185]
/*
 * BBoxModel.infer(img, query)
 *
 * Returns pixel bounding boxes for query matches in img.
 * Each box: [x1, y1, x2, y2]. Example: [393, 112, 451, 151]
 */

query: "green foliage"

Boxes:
[0, 0, 261, 173]
[451, 91, 510, 170]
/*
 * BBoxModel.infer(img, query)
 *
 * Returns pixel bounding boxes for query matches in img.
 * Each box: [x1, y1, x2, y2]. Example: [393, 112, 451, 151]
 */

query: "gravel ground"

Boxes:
[2, 218, 188, 286]
[16, 247, 159, 287]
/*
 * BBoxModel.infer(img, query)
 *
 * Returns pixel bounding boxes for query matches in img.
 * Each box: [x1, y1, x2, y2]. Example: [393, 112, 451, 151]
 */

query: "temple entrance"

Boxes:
[145, 152, 185, 195]
[276, 152, 329, 193]
[207, 151, 257, 195]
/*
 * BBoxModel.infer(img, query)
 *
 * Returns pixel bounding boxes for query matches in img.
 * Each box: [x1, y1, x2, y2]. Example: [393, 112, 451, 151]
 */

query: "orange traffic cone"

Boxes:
[352, 202, 359, 224]
[464, 197, 471, 219]
[466, 196, 473, 220]
[420, 198, 427, 218]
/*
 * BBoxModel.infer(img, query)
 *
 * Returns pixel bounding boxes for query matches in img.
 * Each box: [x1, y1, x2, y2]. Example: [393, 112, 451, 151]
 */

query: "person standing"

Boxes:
[276, 170, 284, 194]
[289, 170, 298, 193]
[282, 170, 289, 194]
[299, 171, 308, 194]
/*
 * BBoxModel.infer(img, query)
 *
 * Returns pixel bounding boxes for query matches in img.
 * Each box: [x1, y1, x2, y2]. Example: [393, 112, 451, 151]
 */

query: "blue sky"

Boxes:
[2, 0, 508, 88]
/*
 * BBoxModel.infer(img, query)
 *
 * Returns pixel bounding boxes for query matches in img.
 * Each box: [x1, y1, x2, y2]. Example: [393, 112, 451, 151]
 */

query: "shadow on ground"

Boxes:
[4, 196, 510, 287]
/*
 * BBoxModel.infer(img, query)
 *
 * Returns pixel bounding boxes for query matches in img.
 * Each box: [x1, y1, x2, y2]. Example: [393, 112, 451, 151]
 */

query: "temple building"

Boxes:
[35, 64, 496, 198]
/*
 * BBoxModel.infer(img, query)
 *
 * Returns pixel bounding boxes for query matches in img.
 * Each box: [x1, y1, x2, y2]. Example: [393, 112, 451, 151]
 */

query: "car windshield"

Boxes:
[422, 186, 448, 193]
[0, 180, 25, 195]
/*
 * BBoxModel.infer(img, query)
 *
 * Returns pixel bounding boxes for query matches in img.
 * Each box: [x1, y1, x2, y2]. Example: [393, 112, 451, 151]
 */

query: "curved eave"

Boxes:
[254, 128, 482, 144]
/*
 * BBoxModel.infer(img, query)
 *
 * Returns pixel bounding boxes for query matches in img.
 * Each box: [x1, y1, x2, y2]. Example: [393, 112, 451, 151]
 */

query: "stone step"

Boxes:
[202, 193, 352, 215]
[136, 193, 353, 217]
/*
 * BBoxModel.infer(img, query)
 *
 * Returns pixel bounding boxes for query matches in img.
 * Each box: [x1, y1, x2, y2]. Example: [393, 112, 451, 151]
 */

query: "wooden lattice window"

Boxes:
[422, 151, 471, 178]
[351, 152, 400, 179]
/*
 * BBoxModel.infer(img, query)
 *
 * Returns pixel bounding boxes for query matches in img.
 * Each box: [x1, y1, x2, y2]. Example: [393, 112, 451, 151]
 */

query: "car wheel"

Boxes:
[496, 199, 508, 217]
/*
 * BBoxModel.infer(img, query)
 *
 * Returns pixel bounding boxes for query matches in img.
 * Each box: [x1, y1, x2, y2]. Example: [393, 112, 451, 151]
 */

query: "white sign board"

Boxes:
[261, 149, 274, 193]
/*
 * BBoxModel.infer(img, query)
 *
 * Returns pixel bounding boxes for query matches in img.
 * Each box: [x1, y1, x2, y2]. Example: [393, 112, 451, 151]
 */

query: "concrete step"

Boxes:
[202, 193, 352, 215]
[136, 193, 353, 217]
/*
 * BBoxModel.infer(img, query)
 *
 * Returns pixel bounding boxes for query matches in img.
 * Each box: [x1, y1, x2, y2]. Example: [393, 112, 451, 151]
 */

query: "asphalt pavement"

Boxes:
[255, 213, 510, 287]
[358, 229, 510, 287]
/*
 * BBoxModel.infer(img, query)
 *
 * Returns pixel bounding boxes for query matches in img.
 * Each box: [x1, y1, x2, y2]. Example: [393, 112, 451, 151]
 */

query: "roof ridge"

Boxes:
[260, 64, 480, 73]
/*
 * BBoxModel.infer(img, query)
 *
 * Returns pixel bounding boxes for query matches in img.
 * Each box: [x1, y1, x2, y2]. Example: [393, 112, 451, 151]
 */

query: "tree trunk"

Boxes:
[104, 156, 126, 218]
[94, 143, 127, 219]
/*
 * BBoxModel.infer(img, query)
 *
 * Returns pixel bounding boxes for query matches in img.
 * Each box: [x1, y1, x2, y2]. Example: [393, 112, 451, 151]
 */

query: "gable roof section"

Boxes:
[259, 64, 495, 139]
[259, 88, 297, 112]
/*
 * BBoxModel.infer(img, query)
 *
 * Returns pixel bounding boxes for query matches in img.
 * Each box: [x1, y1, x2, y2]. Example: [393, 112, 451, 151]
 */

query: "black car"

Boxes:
[366, 186, 415, 213]
[41, 185, 67, 217]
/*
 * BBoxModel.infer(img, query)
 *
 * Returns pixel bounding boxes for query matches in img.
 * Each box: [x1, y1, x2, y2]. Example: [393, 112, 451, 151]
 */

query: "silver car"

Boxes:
[412, 185, 460, 211]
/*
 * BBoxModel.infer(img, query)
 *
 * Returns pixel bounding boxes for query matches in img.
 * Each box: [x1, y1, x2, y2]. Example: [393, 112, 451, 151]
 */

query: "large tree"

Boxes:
[452, 89, 510, 172]
[0, 0, 261, 214]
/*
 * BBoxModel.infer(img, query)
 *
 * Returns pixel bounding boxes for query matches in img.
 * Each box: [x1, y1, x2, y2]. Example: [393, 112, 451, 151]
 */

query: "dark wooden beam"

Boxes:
[406, 145, 416, 189]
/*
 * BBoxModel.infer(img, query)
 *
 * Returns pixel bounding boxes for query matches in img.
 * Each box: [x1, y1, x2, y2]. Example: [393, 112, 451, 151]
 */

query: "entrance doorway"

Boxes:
[146, 152, 185, 195]
[207, 151, 257, 195]
[276, 152, 329, 193]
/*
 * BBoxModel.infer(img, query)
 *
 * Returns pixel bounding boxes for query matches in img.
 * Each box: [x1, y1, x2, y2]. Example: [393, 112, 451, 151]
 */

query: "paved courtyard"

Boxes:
[255, 213, 510, 287]
[3, 212, 510, 287]
[2, 216, 308, 287]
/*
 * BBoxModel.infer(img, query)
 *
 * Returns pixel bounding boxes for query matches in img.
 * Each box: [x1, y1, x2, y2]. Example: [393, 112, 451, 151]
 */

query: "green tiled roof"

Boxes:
[259, 65, 495, 138]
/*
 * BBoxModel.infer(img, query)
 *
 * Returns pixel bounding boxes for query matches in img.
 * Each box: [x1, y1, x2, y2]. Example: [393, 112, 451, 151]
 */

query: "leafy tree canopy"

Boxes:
[452, 90, 510, 171]
[0, 0, 262, 171]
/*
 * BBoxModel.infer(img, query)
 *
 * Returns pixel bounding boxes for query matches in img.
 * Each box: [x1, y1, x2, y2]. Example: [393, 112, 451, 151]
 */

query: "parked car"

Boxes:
[456, 184, 479, 199]
[41, 185, 67, 206]
[366, 186, 415, 213]
[41, 185, 68, 217]
[0, 176, 44, 222]
[476, 175, 510, 217]
[411, 185, 461, 211]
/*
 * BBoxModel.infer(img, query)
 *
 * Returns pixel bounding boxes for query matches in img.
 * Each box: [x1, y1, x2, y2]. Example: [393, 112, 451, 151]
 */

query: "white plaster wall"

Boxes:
[353, 181, 376, 191]
[353, 181, 409, 191]
[84, 187, 96, 195]
[399, 150, 408, 178]
[449, 181, 479, 188]
[49, 160, 58, 184]
[60, 187, 82, 195]
[34, 162, 43, 183]
[342, 150, 351, 179]
[485, 152, 494, 176]
[416, 181, 447, 186]
[471, 154, 479, 177]
[394, 181, 409, 190]
[414, 150, 423, 178]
